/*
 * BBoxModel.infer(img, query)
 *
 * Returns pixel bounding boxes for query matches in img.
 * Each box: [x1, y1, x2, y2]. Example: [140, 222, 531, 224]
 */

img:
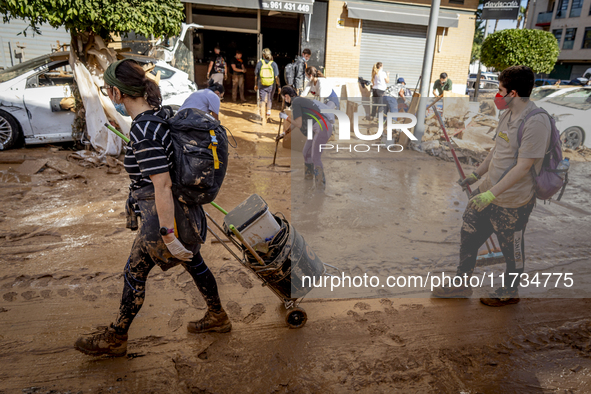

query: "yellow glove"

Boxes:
[468, 190, 495, 212]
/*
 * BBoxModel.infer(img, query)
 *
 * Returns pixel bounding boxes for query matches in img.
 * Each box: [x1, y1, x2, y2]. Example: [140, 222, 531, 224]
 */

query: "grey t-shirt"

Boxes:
[179, 89, 220, 115]
[479, 101, 552, 208]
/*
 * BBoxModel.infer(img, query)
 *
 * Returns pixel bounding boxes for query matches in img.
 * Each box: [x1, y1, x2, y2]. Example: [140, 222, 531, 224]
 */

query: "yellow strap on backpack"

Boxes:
[208, 130, 220, 169]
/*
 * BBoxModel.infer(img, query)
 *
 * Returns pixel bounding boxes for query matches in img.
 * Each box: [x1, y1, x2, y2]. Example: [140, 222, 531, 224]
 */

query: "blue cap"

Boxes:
[397, 77, 405, 83]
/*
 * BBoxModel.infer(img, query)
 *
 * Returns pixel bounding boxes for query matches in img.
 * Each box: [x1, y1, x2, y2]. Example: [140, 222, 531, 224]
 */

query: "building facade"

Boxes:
[183, 0, 478, 94]
[526, 0, 591, 79]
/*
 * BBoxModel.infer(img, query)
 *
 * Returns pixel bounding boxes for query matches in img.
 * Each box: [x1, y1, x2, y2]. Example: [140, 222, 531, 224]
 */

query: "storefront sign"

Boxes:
[261, 0, 313, 14]
[481, 0, 520, 20]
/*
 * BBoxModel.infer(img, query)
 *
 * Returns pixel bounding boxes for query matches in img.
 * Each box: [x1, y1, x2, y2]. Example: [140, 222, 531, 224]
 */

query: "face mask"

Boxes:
[494, 92, 511, 111]
[114, 102, 129, 116]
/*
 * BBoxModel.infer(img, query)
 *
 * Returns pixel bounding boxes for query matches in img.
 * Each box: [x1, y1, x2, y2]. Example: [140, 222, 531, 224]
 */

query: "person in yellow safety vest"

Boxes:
[254, 48, 281, 123]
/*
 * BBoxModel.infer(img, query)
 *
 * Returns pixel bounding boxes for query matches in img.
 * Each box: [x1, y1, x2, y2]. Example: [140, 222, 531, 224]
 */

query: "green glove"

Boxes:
[468, 190, 495, 212]
[458, 171, 479, 189]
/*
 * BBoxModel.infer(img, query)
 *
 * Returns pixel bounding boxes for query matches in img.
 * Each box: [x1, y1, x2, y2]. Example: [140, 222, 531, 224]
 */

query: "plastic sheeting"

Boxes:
[69, 37, 131, 157]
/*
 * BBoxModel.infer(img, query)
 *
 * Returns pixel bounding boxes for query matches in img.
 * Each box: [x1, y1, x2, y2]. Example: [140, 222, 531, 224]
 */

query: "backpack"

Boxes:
[498, 108, 568, 201]
[260, 60, 275, 86]
[213, 56, 225, 74]
[138, 108, 229, 205]
[284, 62, 295, 86]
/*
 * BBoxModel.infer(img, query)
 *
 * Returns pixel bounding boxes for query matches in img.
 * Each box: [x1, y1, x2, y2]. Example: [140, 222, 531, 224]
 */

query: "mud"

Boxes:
[0, 98, 591, 392]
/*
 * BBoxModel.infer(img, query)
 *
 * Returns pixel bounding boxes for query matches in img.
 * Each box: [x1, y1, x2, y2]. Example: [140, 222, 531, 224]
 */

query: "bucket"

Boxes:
[247, 218, 325, 300]
[223, 194, 281, 248]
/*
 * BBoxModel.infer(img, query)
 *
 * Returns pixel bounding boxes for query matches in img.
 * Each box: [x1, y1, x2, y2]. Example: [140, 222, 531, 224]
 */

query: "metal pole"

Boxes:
[414, 0, 441, 143]
[474, 19, 490, 100]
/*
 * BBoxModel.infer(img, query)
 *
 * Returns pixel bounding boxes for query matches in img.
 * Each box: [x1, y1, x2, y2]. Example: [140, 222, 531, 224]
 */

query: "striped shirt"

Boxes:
[124, 108, 174, 190]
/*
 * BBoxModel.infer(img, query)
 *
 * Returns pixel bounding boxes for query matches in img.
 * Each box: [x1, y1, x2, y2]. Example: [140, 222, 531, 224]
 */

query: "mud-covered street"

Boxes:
[1, 101, 591, 393]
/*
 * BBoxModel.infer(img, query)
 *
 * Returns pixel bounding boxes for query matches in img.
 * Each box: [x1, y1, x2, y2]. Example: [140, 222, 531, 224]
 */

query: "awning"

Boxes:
[346, 1, 459, 28]
[185, 0, 314, 14]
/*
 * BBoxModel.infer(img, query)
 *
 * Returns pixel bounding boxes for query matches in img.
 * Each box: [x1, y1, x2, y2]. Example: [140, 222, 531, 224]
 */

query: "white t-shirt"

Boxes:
[373, 70, 388, 91]
[301, 78, 335, 98]
[179, 89, 220, 115]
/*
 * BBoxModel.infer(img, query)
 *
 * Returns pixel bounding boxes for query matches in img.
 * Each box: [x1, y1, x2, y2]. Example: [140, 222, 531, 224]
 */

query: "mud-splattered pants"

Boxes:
[302, 121, 333, 168]
[457, 196, 536, 289]
[114, 186, 222, 334]
[113, 245, 221, 333]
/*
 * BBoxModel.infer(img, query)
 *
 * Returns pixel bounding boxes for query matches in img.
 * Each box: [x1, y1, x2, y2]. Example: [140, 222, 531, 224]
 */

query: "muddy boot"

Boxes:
[187, 309, 232, 334]
[304, 163, 314, 180]
[480, 286, 519, 307]
[431, 281, 473, 298]
[313, 166, 326, 190]
[74, 324, 128, 357]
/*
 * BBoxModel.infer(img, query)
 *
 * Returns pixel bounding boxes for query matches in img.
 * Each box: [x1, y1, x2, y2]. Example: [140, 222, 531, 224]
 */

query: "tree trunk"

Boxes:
[494, 19, 499, 33]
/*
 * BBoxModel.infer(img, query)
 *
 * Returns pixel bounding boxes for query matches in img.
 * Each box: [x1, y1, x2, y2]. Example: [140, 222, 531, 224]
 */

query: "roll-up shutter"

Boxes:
[358, 21, 427, 89]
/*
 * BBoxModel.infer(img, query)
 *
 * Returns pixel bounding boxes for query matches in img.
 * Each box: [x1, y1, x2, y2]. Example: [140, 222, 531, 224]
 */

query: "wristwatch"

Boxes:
[159, 226, 174, 236]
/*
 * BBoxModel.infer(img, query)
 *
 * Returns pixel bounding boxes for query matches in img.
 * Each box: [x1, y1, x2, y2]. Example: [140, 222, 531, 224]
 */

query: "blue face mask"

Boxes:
[114, 103, 129, 116]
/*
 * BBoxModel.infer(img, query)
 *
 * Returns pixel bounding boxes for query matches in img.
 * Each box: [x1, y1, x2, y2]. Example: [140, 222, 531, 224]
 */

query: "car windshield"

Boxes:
[547, 88, 591, 110]
[531, 87, 557, 101]
[0, 53, 54, 83]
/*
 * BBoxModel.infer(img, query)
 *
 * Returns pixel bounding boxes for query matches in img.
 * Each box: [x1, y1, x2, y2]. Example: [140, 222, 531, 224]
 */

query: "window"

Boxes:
[570, 0, 583, 17]
[25, 61, 73, 89]
[556, 0, 569, 18]
[583, 27, 591, 48]
[553, 28, 564, 45]
[563, 27, 577, 49]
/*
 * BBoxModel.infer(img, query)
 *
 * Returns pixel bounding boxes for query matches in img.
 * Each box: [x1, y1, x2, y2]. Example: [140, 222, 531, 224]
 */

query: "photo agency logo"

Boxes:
[305, 110, 418, 153]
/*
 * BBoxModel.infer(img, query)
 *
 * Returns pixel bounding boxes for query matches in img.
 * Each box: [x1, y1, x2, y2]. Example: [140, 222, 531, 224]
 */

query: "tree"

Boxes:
[480, 29, 559, 74]
[516, 6, 526, 29]
[0, 0, 185, 60]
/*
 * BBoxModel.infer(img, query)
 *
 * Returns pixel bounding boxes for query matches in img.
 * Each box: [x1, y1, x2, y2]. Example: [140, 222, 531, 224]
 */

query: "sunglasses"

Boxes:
[100, 85, 112, 96]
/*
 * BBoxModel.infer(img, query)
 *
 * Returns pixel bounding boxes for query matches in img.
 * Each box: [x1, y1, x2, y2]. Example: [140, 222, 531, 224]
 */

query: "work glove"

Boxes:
[468, 190, 495, 212]
[276, 132, 285, 141]
[279, 112, 288, 120]
[458, 172, 480, 190]
[164, 236, 193, 261]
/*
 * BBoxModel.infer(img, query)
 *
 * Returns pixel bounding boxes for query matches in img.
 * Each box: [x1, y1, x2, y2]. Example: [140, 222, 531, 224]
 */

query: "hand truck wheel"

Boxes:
[285, 307, 307, 329]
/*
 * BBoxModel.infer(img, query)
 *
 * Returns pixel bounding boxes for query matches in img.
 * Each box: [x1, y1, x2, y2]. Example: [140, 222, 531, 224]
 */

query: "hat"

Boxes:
[397, 77, 405, 83]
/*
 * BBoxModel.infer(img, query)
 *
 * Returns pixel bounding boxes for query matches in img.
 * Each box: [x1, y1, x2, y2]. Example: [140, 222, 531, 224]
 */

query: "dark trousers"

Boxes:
[114, 244, 221, 333]
[458, 196, 536, 289]
[371, 88, 385, 117]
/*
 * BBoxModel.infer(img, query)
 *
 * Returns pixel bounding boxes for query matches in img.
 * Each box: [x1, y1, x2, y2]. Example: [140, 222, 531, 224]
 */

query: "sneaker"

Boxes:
[431, 283, 473, 298]
[74, 324, 128, 357]
[480, 287, 520, 307]
[187, 309, 232, 334]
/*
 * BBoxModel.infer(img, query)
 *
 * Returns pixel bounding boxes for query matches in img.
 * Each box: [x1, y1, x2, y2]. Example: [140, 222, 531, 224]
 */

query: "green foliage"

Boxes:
[0, 0, 184, 39]
[480, 29, 559, 74]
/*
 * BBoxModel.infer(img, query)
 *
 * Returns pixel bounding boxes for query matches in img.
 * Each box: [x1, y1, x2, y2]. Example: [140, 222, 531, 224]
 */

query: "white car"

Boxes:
[0, 51, 197, 150]
[536, 87, 591, 149]
[531, 86, 580, 102]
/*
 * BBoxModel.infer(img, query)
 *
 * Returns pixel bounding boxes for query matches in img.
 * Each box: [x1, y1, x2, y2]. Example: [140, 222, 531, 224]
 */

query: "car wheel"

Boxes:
[560, 127, 584, 150]
[0, 110, 22, 151]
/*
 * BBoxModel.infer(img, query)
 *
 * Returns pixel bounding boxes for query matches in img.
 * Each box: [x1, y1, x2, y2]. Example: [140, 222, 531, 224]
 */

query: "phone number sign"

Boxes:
[261, 0, 313, 14]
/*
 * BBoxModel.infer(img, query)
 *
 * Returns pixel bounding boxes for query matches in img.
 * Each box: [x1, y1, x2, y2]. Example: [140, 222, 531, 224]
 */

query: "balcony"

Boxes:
[536, 12, 553, 26]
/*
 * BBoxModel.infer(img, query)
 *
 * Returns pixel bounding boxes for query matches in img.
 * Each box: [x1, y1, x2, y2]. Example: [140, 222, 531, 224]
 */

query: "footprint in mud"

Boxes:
[243, 304, 266, 324]
[380, 299, 398, 315]
[3, 292, 17, 302]
[82, 295, 98, 302]
[168, 308, 186, 332]
[354, 302, 371, 311]
[21, 291, 37, 300]
[40, 290, 52, 299]
[399, 304, 424, 311]
[347, 310, 367, 323]
[367, 323, 389, 337]
[225, 301, 242, 319]
[33, 275, 53, 288]
[57, 289, 69, 297]
[236, 271, 254, 289]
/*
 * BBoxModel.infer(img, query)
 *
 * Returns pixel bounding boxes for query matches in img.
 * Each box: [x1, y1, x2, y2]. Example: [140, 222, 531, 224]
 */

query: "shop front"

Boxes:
[184, 0, 327, 95]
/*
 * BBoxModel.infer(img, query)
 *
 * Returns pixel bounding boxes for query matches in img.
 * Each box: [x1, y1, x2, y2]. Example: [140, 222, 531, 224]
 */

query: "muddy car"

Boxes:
[0, 51, 197, 150]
